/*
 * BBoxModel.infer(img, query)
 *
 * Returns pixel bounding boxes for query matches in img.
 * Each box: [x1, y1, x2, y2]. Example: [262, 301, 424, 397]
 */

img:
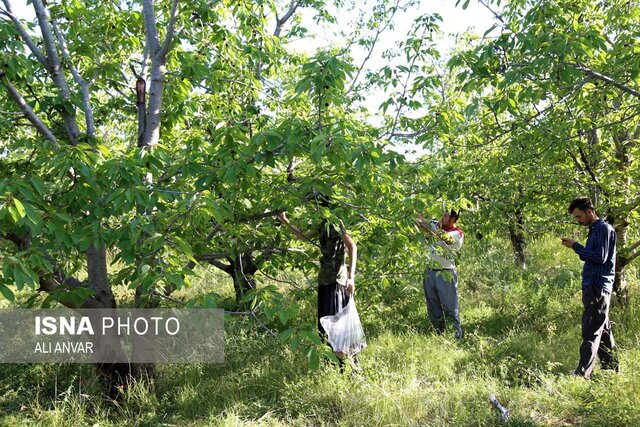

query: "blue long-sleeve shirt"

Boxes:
[571, 219, 616, 293]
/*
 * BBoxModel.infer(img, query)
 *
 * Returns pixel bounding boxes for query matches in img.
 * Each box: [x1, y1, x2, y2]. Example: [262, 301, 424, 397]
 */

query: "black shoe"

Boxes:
[454, 329, 464, 340]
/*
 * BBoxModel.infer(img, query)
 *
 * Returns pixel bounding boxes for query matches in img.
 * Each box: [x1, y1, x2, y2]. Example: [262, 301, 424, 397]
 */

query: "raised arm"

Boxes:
[416, 214, 454, 244]
[340, 231, 357, 296]
[276, 212, 316, 242]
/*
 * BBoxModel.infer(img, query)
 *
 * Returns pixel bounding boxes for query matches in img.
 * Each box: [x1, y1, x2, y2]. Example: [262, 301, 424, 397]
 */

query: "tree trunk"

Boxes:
[85, 243, 142, 396]
[613, 261, 628, 302]
[86, 243, 116, 308]
[130, 286, 159, 381]
[608, 211, 630, 302]
[231, 252, 258, 308]
[508, 210, 527, 269]
[610, 125, 633, 302]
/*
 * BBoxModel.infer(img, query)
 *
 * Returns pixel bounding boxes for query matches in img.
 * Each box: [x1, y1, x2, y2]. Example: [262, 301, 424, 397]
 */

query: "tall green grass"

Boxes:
[1, 236, 639, 426]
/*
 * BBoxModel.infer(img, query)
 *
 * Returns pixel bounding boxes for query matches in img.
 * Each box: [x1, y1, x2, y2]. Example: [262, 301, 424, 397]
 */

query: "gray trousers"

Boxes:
[423, 269, 462, 334]
[575, 284, 617, 378]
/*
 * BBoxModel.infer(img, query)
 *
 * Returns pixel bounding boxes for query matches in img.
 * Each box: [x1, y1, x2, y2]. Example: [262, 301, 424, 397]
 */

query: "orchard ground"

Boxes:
[1, 236, 639, 426]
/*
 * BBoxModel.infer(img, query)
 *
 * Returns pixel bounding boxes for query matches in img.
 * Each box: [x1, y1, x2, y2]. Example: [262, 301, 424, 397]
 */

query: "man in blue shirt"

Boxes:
[561, 197, 618, 378]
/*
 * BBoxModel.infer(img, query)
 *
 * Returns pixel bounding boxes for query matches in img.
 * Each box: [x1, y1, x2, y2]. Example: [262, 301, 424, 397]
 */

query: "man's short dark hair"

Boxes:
[568, 197, 594, 214]
[450, 210, 460, 221]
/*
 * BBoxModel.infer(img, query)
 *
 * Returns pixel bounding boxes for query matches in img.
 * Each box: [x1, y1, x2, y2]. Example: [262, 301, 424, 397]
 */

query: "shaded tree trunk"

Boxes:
[86, 243, 141, 397]
[231, 252, 258, 307]
[613, 260, 628, 302]
[607, 211, 630, 302]
[131, 287, 159, 382]
[608, 123, 635, 302]
[508, 209, 527, 269]
[190, 250, 259, 308]
[86, 243, 116, 308]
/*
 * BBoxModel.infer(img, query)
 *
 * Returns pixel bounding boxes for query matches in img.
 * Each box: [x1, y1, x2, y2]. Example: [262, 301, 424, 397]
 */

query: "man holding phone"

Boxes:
[561, 197, 619, 378]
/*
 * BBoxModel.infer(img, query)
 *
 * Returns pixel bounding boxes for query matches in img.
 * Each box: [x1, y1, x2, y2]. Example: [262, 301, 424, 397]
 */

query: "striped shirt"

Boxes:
[428, 227, 464, 270]
[571, 219, 616, 293]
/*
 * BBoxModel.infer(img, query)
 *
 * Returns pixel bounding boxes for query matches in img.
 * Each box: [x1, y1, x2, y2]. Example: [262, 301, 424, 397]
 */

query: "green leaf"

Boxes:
[203, 293, 218, 308]
[23, 203, 40, 225]
[310, 134, 327, 163]
[166, 273, 186, 288]
[301, 330, 322, 345]
[13, 267, 27, 291]
[295, 78, 310, 94]
[53, 212, 73, 222]
[279, 310, 290, 324]
[185, 297, 200, 308]
[8, 205, 21, 222]
[172, 236, 193, 257]
[290, 336, 300, 351]
[0, 284, 15, 303]
[307, 347, 320, 371]
[279, 328, 294, 343]
[324, 349, 340, 364]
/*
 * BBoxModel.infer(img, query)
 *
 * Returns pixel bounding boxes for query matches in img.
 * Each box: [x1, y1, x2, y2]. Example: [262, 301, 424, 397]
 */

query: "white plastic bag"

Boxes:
[319, 298, 366, 357]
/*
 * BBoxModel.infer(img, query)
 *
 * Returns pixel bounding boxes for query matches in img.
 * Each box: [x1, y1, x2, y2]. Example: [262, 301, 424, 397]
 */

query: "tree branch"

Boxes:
[626, 248, 640, 264]
[476, 0, 507, 28]
[150, 289, 185, 305]
[569, 63, 640, 99]
[578, 145, 604, 193]
[1, 233, 102, 309]
[142, 0, 161, 54]
[274, 0, 301, 37]
[0, 0, 47, 66]
[208, 259, 233, 273]
[51, 17, 96, 138]
[196, 253, 231, 262]
[240, 209, 284, 222]
[565, 148, 583, 171]
[226, 309, 277, 337]
[32, 0, 80, 145]
[347, 0, 401, 95]
[0, 72, 60, 148]
[479, 76, 592, 146]
[158, 0, 180, 59]
[140, 0, 180, 147]
[390, 127, 428, 139]
[387, 26, 428, 138]
[624, 238, 640, 256]
[257, 271, 306, 290]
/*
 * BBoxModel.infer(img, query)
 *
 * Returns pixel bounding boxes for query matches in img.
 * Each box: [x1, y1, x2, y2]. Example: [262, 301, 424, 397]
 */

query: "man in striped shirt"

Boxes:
[561, 197, 619, 378]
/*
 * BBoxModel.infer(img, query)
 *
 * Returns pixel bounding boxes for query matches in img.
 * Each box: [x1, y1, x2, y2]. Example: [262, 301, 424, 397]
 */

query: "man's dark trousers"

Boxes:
[575, 284, 617, 378]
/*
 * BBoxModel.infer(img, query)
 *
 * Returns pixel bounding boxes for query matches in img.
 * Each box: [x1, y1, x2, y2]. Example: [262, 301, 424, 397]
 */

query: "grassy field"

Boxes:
[1, 236, 639, 426]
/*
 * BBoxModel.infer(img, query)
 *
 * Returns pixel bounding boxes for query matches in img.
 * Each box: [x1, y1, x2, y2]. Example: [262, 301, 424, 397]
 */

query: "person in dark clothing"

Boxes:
[561, 197, 619, 378]
[275, 209, 357, 341]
